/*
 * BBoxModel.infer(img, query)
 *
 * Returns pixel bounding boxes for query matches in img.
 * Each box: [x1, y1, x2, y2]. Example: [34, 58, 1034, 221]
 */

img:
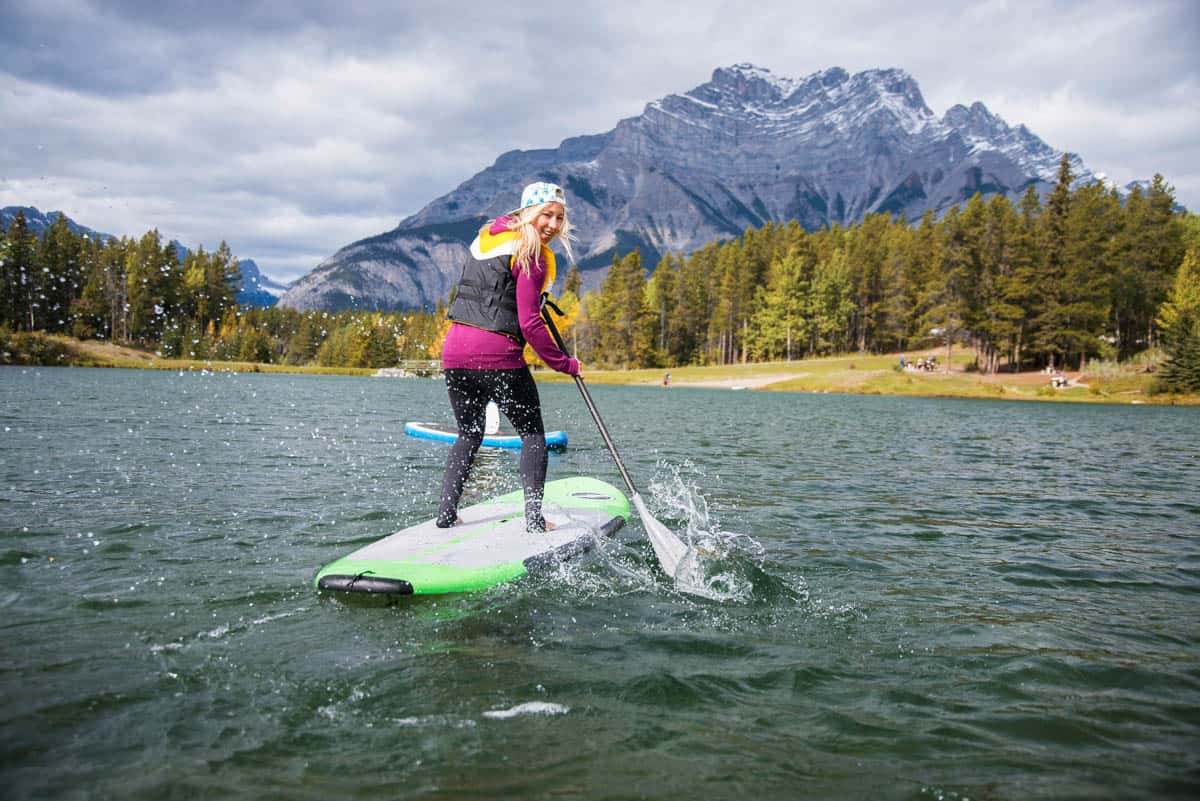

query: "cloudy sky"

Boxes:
[2, 0, 1197, 284]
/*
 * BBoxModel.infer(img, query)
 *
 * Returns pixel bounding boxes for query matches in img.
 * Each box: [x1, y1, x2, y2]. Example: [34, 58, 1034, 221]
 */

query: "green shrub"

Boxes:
[1148, 307, 1197, 394]
[0, 330, 70, 365]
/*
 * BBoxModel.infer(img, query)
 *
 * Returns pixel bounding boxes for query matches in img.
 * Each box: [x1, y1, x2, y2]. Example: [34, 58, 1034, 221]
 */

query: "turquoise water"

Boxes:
[1, 366, 1198, 800]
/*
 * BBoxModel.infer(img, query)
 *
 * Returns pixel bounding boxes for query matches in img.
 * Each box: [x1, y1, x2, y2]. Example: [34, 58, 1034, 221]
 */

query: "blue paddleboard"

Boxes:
[404, 421, 568, 450]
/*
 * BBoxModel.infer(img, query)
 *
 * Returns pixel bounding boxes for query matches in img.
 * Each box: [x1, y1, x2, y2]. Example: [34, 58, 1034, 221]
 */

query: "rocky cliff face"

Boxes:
[279, 64, 1098, 312]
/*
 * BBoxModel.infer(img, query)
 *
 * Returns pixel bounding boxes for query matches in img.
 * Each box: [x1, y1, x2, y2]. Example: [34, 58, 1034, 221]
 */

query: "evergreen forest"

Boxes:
[0, 220, 444, 369]
[3, 156, 1199, 393]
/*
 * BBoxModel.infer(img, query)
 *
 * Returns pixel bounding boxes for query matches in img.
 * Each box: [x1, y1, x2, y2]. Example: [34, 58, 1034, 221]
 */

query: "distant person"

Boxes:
[663, 371, 671, 386]
[436, 182, 581, 533]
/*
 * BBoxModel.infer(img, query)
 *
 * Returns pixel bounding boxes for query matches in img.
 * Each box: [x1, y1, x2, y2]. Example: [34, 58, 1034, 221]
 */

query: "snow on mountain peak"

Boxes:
[701, 63, 799, 107]
[662, 64, 937, 137]
[721, 63, 804, 97]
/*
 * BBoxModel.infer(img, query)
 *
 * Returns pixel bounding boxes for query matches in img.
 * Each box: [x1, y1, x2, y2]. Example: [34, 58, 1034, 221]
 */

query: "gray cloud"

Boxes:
[2, 0, 1196, 283]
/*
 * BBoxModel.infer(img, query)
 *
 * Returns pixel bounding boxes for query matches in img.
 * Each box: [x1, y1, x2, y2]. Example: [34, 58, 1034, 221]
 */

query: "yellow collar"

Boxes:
[474, 226, 556, 293]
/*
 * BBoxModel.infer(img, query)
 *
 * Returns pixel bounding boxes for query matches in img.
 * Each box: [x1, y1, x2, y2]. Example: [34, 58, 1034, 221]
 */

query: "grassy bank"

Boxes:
[1, 332, 375, 377]
[537, 351, 1197, 405]
[5, 332, 1196, 405]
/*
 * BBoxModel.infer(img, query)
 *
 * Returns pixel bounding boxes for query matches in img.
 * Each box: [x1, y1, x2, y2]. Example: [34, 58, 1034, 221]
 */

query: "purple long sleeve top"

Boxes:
[441, 219, 579, 375]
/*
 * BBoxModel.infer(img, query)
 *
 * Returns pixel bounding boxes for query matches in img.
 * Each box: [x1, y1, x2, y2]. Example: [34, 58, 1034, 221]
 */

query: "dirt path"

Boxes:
[666, 372, 811, 389]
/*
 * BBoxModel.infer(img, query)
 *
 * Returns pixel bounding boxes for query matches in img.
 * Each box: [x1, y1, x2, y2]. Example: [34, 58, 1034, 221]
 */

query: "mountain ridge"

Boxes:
[280, 63, 1104, 313]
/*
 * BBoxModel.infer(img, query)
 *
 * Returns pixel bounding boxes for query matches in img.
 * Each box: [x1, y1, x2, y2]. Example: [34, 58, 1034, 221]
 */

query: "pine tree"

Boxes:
[704, 243, 745, 364]
[364, 321, 399, 368]
[1031, 153, 1076, 368]
[978, 194, 1021, 373]
[563, 263, 582, 296]
[917, 204, 969, 369]
[101, 238, 129, 341]
[874, 221, 914, 354]
[594, 251, 653, 368]
[746, 247, 811, 361]
[904, 210, 944, 347]
[1111, 185, 1150, 359]
[1118, 175, 1186, 357]
[809, 247, 856, 354]
[571, 291, 600, 365]
[732, 225, 774, 358]
[237, 323, 273, 364]
[950, 195, 989, 364]
[181, 247, 203, 326]
[1155, 248, 1200, 384]
[285, 313, 321, 364]
[670, 243, 715, 365]
[1063, 182, 1119, 369]
[37, 215, 83, 333]
[2, 211, 39, 330]
[72, 236, 108, 339]
[1154, 255, 1200, 391]
[0, 220, 16, 327]
[645, 254, 678, 362]
[1003, 186, 1044, 370]
[125, 230, 171, 343]
[845, 213, 891, 352]
[158, 240, 185, 348]
[209, 241, 241, 327]
[315, 325, 349, 366]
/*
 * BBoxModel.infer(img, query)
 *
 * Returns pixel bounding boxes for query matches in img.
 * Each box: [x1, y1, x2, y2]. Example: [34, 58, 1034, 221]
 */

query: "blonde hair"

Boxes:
[506, 203, 576, 275]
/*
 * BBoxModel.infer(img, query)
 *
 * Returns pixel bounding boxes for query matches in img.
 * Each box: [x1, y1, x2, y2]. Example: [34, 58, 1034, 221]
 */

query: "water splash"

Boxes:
[482, 701, 570, 720]
[648, 462, 764, 602]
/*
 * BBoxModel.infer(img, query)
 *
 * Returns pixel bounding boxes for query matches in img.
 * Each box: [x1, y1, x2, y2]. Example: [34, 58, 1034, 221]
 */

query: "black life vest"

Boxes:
[446, 254, 522, 342]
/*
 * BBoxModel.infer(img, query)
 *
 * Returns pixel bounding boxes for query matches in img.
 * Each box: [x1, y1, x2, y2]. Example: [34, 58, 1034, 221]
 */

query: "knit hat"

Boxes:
[510, 182, 566, 215]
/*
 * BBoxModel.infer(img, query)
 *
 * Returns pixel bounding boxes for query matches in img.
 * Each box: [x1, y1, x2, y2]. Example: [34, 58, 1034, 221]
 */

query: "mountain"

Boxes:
[235, 259, 288, 307]
[1, 205, 115, 243]
[280, 64, 1109, 313]
[281, 64, 1102, 312]
[1, 205, 286, 308]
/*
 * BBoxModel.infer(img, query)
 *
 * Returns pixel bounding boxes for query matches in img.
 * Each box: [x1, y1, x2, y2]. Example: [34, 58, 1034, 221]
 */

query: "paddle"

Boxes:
[539, 295, 692, 579]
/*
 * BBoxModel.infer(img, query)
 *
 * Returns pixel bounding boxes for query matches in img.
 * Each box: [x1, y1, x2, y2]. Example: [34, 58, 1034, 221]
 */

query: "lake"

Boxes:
[1, 366, 1198, 800]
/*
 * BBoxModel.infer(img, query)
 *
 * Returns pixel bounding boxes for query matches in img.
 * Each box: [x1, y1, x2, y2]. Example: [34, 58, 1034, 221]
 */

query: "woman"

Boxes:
[436, 182, 581, 533]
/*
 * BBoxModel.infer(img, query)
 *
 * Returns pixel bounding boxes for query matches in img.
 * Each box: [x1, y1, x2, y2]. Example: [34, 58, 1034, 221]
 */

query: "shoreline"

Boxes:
[534, 358, 1197, 406]
[4, 333, 1196, 406]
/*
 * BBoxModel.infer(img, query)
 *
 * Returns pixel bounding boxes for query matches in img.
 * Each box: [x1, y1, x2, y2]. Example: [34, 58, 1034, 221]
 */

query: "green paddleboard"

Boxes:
[315, 477, 630, 595]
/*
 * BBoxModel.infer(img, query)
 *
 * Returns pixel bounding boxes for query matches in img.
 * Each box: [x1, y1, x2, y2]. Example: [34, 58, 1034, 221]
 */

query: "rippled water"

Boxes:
[2, 366, 1198, 800]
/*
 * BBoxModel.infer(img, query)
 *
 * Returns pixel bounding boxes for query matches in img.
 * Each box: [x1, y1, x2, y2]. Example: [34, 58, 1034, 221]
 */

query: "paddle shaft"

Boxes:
[539, 298, 639, 498]
[539, 294, 695, 583]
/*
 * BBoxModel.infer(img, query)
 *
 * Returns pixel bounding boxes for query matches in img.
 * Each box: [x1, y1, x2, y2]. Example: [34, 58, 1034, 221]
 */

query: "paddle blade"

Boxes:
[631, 493, 690, 578]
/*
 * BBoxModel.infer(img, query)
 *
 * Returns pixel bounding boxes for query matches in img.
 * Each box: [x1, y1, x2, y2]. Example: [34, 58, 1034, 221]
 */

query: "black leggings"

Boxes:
[437, 367, 549, 531]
